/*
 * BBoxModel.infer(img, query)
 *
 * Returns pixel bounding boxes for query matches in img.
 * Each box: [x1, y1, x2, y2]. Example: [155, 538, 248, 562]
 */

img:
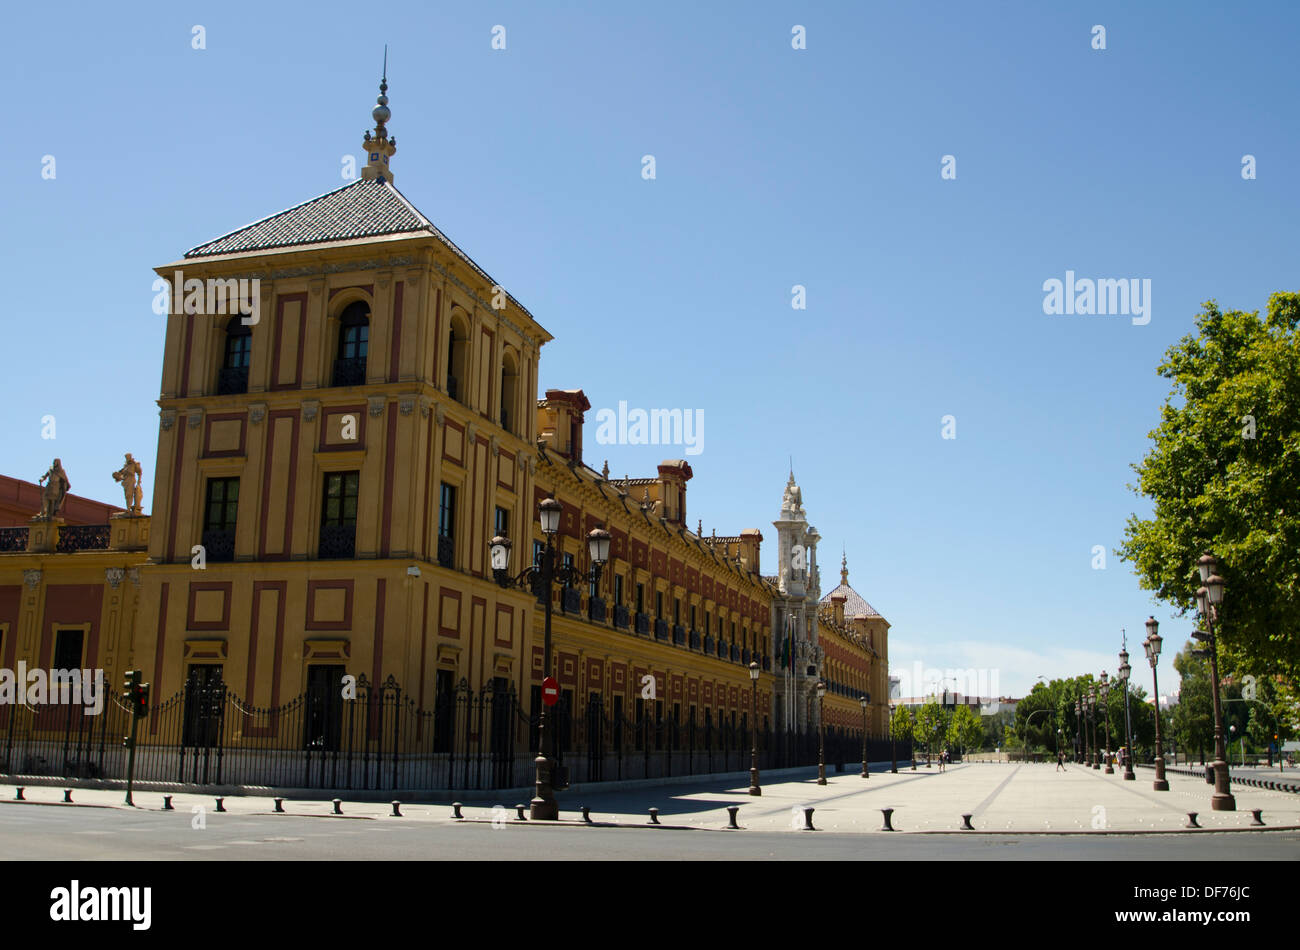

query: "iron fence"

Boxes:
[0, 674, 910, 792]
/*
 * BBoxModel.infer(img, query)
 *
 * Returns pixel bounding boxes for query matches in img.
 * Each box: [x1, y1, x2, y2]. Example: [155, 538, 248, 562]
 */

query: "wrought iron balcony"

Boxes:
[216, 365, 249, 395]
[762, 655, 771, 672]
[689, 629, 701, 651]
[0, 527, 29, 553]
[672, 624, 686, 646]
[730, 644, 740, 662]
[201, 529, 235, 563]
[332, 357, 367, 387]
[319, 524, 355, 559]
[588, 596, 607, 623]
[437, 535, 454, 569]
[614, 605, 630, 629]
[703, 634, 714, 654]
[55, 524, 110, 553]
[717, 639, 727, 658]
[635, 612, 650, 635]
[742, 648, 751, 665]
[562, 587, 582, 614]
[654, 619, 669, 641]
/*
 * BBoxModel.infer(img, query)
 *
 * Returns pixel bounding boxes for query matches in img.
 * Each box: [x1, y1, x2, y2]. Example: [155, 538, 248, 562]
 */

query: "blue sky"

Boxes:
[3, 1, 1296, 698]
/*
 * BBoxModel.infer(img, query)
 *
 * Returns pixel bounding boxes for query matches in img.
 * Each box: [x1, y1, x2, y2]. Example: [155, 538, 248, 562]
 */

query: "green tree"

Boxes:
[890, 703, 914, 764]
[947, 703, 983, 756]
[914, 700, 947, 766]
[1120, 292, 1300, 685]
[1171, 641, 1214, 763]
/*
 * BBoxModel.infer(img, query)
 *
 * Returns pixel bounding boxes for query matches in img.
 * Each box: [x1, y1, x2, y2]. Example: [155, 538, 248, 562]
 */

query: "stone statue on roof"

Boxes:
[112, 452, 144, 515]
[780, 471, 804, 516]
[37, 458, 70, 520]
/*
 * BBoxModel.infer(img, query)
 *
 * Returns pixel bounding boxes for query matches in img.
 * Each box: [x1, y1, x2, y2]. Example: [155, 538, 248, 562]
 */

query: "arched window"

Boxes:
[500, 350, 519, 434]
[217, 319, 252, 394]
[446, 314, 469, 404]
[332, 302, 369, 387]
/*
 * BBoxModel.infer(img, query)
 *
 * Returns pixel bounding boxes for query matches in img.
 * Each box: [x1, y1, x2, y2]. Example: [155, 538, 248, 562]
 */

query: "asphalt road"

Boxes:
[2, 802, 1298, 860]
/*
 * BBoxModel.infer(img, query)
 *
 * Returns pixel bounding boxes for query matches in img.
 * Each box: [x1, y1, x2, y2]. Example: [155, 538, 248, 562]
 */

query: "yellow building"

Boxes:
[0, 78, 901, 791]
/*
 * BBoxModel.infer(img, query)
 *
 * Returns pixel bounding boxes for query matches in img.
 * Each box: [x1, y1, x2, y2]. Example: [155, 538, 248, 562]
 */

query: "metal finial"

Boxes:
[381, 45, 388, 92]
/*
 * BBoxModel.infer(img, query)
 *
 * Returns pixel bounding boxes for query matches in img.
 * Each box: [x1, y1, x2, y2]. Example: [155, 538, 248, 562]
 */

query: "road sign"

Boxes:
[542, 676, 559, 707]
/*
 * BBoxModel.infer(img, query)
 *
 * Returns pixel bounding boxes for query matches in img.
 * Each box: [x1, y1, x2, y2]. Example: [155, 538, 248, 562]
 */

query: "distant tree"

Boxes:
[947, 704, 983, 756]
[914, 700, 947, 766]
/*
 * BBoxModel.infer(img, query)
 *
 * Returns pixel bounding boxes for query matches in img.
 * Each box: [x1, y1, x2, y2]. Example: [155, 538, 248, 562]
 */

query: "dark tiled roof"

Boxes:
[820, 582, 882, 619]
[183, 179, 538, 324]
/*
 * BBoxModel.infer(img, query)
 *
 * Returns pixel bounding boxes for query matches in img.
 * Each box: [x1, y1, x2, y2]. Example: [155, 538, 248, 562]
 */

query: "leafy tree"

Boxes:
[890, 703, 913, 753]
[983, 709, 1013, 749]
[1120, 292, 1300, 685]
[1171, 641, 1214, 763]
[947, 703, 983, 756]
[913, 700, 947, 765]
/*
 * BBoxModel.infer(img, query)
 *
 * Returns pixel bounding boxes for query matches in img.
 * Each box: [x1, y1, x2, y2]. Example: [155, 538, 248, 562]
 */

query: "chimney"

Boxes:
[538, 389, 590, 462]
[830, 593, 846, 626]
[738, 528, 762, 574]
[655, 460, 693, 526]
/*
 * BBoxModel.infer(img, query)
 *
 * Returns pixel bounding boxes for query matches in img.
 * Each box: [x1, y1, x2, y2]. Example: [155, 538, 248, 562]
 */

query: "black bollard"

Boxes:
[391, 801, 402, 817]
[1250, 809, 1264, 826]
[14, 788, 24, 801]
[215, 797, 226, 813]
[880, 807, 896, 831]
[726, 805, 740, 829]
[452, 802, 464, 819]
[63, 789, 73, 803]
[648, 807, 660, 825]
[332, 799, 343, 815]
[803, 807, 816, 831]
[273, 797, 285, 813]
[515, 804, 527, 821]
[581, 805, 592, 824]
[961, 813, 974, 830]
[162, 795, 173, 810]
[1185, 812, 1200, 828]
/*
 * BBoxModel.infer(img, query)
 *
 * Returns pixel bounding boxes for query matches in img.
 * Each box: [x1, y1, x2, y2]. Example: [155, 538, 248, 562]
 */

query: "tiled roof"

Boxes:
[183, 179, 538, 324]
[819, 583, 882, 619]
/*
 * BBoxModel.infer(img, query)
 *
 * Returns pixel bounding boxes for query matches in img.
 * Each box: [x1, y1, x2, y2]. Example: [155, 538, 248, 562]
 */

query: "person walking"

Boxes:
[1056, 750, 1065, 771]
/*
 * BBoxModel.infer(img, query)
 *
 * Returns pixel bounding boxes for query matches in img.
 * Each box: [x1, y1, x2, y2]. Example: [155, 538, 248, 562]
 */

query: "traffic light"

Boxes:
[134, 682, 150, 718]
[121, 670, 148, 718]
[122, 669, 139, 705]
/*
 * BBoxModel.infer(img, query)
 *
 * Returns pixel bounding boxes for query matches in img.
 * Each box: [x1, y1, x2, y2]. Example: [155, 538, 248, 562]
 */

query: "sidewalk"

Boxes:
[4, 762, 1298, 834]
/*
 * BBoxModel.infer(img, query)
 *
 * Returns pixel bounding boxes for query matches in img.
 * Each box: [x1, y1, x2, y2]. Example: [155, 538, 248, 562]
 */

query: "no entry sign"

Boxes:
[542, 676, 559, 706]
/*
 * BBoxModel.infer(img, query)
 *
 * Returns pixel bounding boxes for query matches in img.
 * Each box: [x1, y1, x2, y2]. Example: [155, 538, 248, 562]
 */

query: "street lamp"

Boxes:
[890, 705, 898, 774]
[859, 694, 869, 778]
[1088, 686, 1100, 769]
[1142, 616, 1169, 792]
[816, 681, 827, 785]
[1195, 551, 1236, 811]
[1117, 639, 1135, 781]
[748, 662, 761, 796]
[490, 499, 610, 820]
[1100, 671, 1113, 774]
[1074, 696, 1083, 763]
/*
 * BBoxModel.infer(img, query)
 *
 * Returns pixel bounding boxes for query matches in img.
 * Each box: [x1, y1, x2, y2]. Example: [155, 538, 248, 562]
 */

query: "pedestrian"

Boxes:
[1056, 750, 1065, 772]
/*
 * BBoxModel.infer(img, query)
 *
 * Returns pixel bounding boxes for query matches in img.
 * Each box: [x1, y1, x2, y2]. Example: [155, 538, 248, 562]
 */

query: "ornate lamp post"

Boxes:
[1142, 616, 1169, 792]
[748, 662, 762, 796]
[1100, 671, 1113, 774]
[1074, 696, 1083, 763]
[816, 681, 827, 785]
[1118, 638, 1135, 780]
[890, 705, 898, 774]
[490, 498, 610, 820]
[859, 694, 869, 778]
[1088, 686, 1100, 769]
[1195, 552, 1236, 811]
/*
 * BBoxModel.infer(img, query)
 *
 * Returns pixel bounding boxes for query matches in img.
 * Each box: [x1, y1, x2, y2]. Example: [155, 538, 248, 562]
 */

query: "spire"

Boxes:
[840, 550, 849, 586]
[361, 47, 397, 184]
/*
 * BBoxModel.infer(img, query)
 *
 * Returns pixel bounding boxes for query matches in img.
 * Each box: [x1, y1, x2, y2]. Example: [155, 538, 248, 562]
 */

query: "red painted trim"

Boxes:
[329, 284, 374, 301]
[268, 293, 308, 392]
[166, 423, 186, 563]
[380, 401, 397, 557]
[179, 315, 193, 397]
[150, 583, 169, 734]
[388, 281, 403, 384]
[438, 587, 462, 639]
[186, 581, 233, 631]
[201, 412, 247, 458]
[318, 403, 367, 451]
[372, 578, 386, 686]
[305, 579, 355, 631]
[417, 584, 428, 711]
[257, 409, 300, 560]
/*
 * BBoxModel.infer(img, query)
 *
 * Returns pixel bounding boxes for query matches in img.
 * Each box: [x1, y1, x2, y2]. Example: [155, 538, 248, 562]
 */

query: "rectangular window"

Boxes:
[495, 506, 509, 539]
[321, 472, 360, 527]
[636, 583, 644, 613]
[655, 590, 663, 618]
[674, 598, 681, 625]
[614, 574, 624, 605]
[52, 628, 84, 671]
[634, 697, 644, 750]
[534, 541, 545, 567]
[690, 605, 697, 629]
[182, 664, 223, 748]
[613, 695, 624, 752]
[204, 478, 239, 533]
[438, 483, 457, 568]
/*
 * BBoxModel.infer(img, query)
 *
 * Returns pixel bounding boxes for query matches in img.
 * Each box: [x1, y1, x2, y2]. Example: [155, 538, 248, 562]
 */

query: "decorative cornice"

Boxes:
[368, 395, 386, 417]
[160, 409, 177, 431]
[105, 567, 125, 590]
[249, 403, 267, 425]
[302, 399, 320, 422]
[23, 569, 41, 590]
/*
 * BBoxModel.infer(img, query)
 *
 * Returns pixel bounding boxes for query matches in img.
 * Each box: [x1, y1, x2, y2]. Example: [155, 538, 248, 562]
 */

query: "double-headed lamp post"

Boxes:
[1195, 552, 1235, 812]
[748, 662, 761, 796]
[1117, 641, 1135, 780]
[816, 681, 828, 785]
[1142, 616, 1169, 792]
[1100, 671, 1113, 774]
[1074, 697, 1083, 763]
[1088, 686, 1100, 769]
[489, 497, 610, 821]
[859, 694, 870, 778]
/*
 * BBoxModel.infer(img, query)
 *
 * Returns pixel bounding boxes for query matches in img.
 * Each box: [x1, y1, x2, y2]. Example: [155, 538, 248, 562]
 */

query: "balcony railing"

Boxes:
[703, 635, 714, 654]
[332, 357, 367, 387]
[635, 613, 650, 636]
[319, 524, 355, 559]
[689, 629, 700, 651]
[437, 535, 454, 569]
[0, 527, 29, 553]
[730, 644, 740, 662]
[654, 619, 669, 641]
[201, 529, 235, 563]
[588, 596, 607, 623]
[562, 587, 582, 614]
[614, 605, 630, 630]
[716, 640, 727, 659]
[762, 655, 771, 672]
[742, 648, 751, 665]
[672, 624, 686, 646]
[216, 365, 249, 395]
[55, 525, 110, 553]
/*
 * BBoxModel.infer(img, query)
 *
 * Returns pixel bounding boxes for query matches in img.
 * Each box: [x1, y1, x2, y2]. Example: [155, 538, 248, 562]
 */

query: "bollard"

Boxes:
[273, 797, 284, 813]
[880, 808, 896, 831]
[63, 789, 73, 803]
[1185, 812, 1200, 828]
[961, 813, 974, 830]
[162, 795, 173, 810]
[1250, 809, 1264, 826]
[515, 804, 528, 821]
[803, 807, 816, 831]
[648, 807, 660, 825]
[14, 788, 24, 801]
[391, 801, 402, 817]
[581, 805, 592, 824]
[726, 805, 740, 829]
[452, 802, 464, 819]
[215, 797, 226, 813]
[332, 799, 343, 815]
